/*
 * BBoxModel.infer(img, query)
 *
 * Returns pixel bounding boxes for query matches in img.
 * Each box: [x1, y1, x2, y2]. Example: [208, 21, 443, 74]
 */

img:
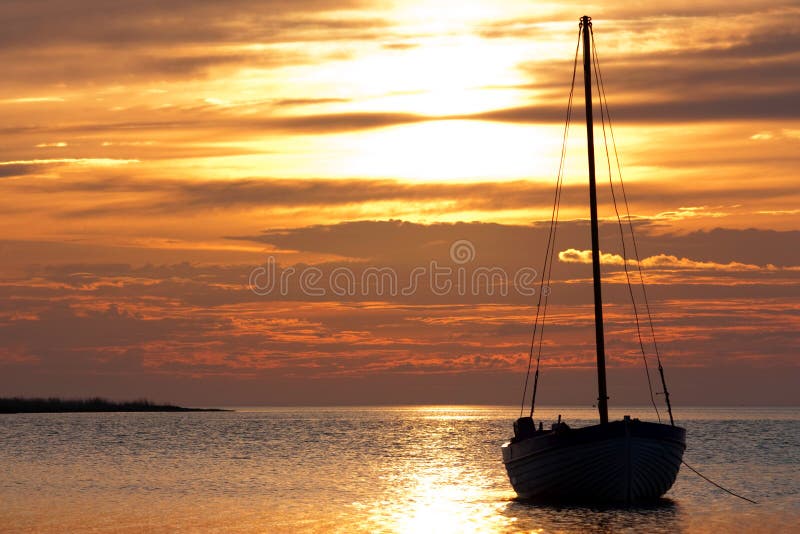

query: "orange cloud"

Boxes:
[557, 248, 800, 272]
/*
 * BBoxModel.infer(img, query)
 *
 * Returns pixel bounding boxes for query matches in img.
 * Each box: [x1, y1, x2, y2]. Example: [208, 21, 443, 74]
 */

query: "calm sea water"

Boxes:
[2, 406, 798, 533]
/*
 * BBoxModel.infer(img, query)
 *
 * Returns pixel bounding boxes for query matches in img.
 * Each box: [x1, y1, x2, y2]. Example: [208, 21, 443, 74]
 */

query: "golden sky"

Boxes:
[1, 0, 798, 405]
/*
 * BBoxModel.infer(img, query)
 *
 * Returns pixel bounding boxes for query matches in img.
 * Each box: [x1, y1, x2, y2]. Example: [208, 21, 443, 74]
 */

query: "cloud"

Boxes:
[501, 11, 800, 123]
[557, 248, 796, 272]
[1, 217, 798, 404]
[0, 164, 45, 178]
[2, 221, 798, 315]
[750, 129, 800, 141]
[558, 248, 625, 266]
[1, 278, 798, 404]
[272, 97, 351, 107]
[41, 178, 564, 215]
[238, 220, 800, 269]
[466, 91, 800, 124]
[0, 1, 391, 89]
[4, 175, 793, 223]
[477, 1, 800, 35]
[0, 158, 138, 167]
[0, 111, 433, 138]
[0, 1, 379, 48]
[263, 112, 431, 133]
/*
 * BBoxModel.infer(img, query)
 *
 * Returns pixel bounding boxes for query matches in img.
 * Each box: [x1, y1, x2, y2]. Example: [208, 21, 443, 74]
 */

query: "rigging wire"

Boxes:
[519, 27, 581, 418]
[590, 27, 661, 422]
[588, 31, 755, 504]
[515, 18, 756, 509]
[590, 27, 676, 425]
[527, 28, 582, 419]
[681, 460, 759, 504]
[529, 32, 580, 418]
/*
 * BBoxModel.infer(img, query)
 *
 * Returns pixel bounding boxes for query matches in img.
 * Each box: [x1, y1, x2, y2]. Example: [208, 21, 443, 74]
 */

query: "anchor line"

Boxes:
[682, 460, 759, 504]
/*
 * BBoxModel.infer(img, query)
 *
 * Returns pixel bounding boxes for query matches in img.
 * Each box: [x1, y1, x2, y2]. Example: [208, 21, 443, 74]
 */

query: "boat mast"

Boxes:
[581, 15, 609, 424]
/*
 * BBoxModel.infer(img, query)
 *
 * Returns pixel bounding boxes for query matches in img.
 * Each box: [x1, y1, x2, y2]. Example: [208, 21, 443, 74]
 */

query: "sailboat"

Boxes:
[501, 16, 686, 503]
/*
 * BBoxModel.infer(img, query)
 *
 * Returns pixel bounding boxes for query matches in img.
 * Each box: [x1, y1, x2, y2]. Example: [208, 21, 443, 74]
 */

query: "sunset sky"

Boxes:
[1, 0, 798, 407]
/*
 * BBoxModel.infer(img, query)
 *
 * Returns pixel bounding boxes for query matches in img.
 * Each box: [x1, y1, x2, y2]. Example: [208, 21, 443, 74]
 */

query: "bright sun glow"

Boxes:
[383, 473, 513, 533]
[334, 120, 563, 181]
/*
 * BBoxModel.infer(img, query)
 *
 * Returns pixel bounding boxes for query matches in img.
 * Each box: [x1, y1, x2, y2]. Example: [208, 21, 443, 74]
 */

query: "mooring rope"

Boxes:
[681, 460, 759, 504]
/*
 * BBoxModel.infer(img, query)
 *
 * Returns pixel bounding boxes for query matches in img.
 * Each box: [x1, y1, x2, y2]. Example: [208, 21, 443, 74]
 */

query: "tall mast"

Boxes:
[581, 15, 609, 424]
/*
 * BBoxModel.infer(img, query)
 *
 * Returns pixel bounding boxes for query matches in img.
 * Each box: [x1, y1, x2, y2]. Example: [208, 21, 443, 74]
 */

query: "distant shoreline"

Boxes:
[0, 397, 228, 414]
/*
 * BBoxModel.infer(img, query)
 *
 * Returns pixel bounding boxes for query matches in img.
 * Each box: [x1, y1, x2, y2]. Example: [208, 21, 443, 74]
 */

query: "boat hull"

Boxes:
[502, 418, 685, 503]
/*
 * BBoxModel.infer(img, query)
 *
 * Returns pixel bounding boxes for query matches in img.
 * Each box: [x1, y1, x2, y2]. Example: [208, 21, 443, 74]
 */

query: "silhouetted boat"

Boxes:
[502, 16, 686, 504]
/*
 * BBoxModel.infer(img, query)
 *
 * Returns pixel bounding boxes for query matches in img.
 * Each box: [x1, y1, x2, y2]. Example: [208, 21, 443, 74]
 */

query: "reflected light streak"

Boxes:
[391, 473, 512, 533]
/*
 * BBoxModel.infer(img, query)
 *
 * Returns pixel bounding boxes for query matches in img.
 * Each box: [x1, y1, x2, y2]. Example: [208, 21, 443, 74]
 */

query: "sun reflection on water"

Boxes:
[359, 406, 521, 533]
[385, 472, 513, 533]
